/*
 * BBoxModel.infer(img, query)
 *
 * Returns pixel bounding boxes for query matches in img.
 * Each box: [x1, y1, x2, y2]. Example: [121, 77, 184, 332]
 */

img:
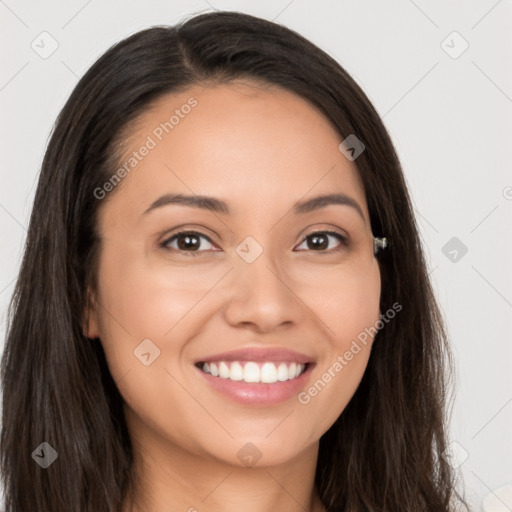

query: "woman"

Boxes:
[0, 10, 469, 512]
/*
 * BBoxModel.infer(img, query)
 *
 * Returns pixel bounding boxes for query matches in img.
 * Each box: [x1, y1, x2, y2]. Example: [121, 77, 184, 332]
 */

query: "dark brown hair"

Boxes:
[1, 10, 468, 512]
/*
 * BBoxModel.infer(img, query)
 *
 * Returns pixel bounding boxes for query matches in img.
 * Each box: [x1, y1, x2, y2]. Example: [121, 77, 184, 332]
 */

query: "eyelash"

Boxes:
[160, 229, 348, 257]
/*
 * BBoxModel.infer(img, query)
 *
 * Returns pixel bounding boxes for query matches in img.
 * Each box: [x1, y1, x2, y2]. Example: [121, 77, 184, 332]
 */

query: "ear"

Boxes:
[83, 285, 100, 339]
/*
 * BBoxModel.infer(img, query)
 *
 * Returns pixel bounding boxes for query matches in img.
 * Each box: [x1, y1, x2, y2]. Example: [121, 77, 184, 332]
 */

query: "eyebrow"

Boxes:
[142, 192, 365, 220]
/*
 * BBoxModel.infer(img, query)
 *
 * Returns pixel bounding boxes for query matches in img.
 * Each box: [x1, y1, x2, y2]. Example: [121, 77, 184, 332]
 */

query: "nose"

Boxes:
[222, 251, 304, 333]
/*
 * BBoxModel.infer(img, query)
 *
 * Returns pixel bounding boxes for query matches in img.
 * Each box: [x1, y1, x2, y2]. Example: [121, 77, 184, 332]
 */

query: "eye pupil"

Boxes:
[308, 234, 328, 250]
[177, 234, 200, 251]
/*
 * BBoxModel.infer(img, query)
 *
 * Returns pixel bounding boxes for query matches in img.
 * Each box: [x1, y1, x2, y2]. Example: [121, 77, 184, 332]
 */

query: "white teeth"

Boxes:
[229, 361, 244, 381]
[200, 360, 306, 383]
[277, 362, 288, 381]
[243, 362, 260, 383]
[218, 362, 230, 379]
[261, 362, 278, 383]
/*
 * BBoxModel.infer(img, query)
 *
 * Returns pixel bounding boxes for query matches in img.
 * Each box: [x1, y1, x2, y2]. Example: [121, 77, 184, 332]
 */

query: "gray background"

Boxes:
[1, 1, 511, 510]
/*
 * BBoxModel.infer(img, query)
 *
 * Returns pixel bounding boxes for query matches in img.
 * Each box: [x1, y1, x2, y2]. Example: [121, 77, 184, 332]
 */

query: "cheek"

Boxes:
[95, 244, 207, 346]
[92, 244, 180, 382]
[93, 247, 207, 441]
[311, 259, 382, 346]
[296, 263, 381, 436]
[93, 242, 234, 403]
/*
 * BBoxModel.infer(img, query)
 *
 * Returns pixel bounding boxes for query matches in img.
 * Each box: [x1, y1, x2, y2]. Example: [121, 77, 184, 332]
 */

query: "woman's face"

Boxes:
[88, 81, 382, 467]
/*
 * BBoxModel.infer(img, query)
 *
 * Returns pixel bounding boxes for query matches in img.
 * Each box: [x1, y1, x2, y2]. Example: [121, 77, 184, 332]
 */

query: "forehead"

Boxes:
[103, 80, 369, 223]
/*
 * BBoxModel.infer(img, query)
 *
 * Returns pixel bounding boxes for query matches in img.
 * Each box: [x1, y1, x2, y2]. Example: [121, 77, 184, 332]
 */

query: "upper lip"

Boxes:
[195, 347, 314, 365]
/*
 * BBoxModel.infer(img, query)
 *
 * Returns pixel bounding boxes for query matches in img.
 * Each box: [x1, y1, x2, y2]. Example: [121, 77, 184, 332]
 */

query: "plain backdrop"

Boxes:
[1, 1, 511, 511]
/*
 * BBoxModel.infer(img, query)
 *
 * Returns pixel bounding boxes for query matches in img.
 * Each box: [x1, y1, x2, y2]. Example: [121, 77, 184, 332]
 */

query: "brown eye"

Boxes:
[294, 230, 348, 253]
[161, 231, 216, 255]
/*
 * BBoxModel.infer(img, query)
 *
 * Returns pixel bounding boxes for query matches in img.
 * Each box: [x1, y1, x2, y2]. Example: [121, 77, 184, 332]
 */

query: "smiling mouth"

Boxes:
[195, 360, 309, 384]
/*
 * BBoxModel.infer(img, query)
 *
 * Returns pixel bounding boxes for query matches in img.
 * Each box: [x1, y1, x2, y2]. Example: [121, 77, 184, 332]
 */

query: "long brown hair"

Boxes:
[1, 11, 469, 511]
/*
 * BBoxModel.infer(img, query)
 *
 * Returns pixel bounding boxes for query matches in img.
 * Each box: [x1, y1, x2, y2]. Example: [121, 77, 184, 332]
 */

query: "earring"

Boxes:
[373, 236, 388, 254]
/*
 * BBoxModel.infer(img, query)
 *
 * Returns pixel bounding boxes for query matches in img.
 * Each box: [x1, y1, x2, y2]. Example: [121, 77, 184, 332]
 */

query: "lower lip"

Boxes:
[195, 364, 314, 406]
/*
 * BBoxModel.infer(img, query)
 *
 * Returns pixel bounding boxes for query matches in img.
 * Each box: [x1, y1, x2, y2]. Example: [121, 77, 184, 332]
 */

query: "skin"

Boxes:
[86, 80, 382, 512]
